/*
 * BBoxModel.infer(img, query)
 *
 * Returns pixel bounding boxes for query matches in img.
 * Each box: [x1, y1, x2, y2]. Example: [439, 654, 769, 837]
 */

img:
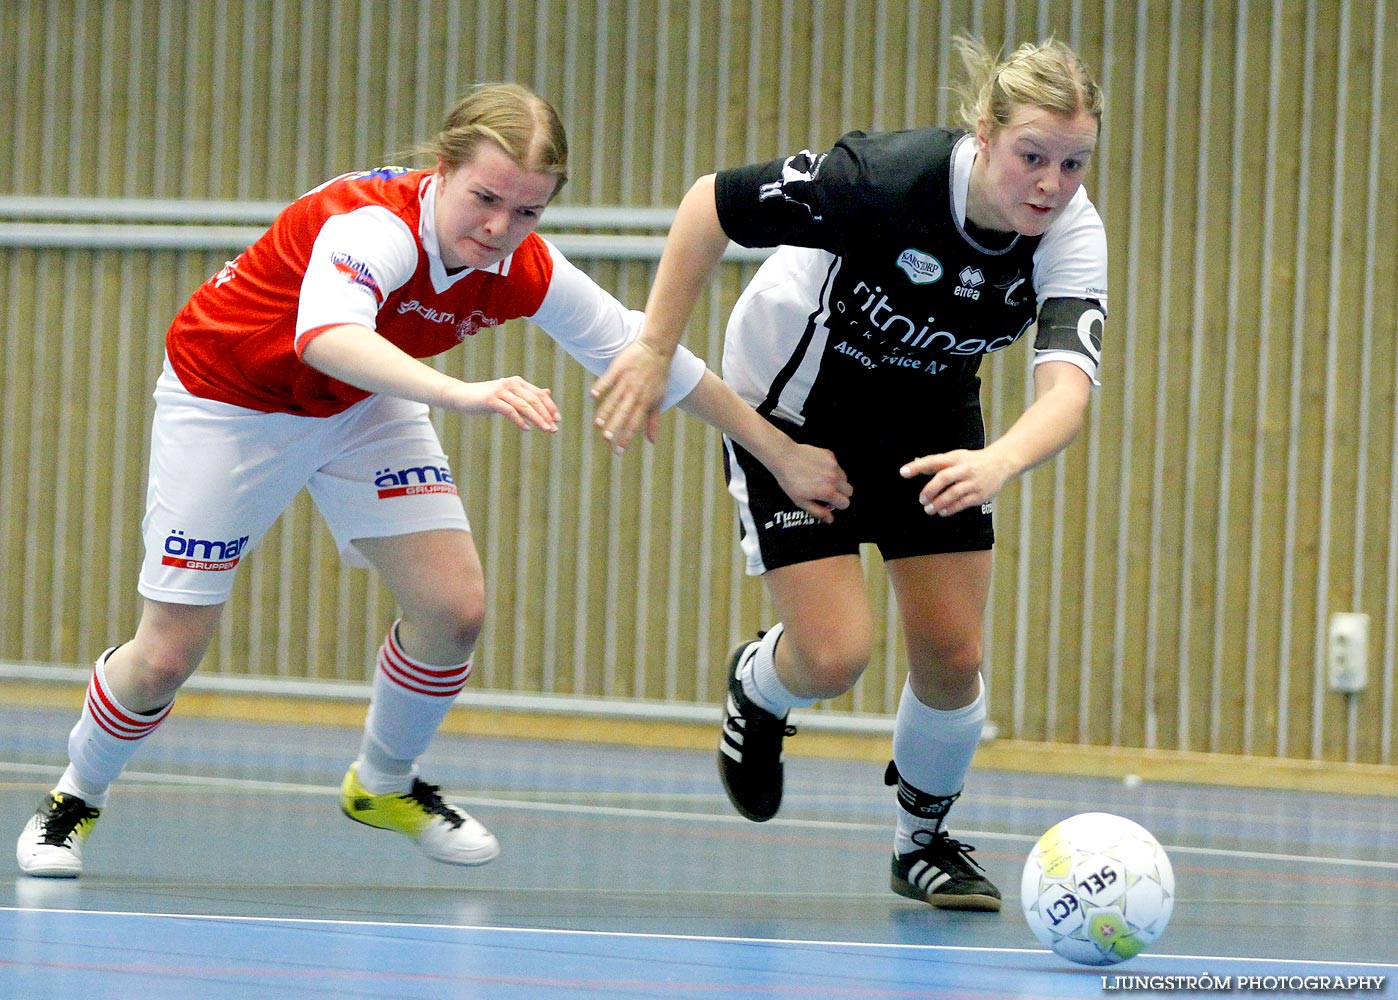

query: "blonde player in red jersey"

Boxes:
[16, 83, 852, 878]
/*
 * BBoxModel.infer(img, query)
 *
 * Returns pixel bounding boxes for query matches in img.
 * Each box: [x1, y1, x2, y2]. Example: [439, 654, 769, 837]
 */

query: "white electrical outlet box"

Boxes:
[1327, 612, 1369, 693]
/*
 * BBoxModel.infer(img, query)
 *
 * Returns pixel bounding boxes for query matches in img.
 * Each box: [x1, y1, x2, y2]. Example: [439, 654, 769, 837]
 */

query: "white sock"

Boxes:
[357, 621, 470, 794]
[892, 676, 985, 855]
[739, 623, 818, 716]
[356, 734, 417, 792]
[54, 766, 113, 808]
[61, 647, 175, 808]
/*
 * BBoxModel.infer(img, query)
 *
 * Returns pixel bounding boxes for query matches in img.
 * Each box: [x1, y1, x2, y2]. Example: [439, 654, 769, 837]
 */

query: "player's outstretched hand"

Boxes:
[774, 444, 853, 524]
[591, 339, 671, 454]
[901, 448, 1013, 517]
[448, 376, 560, 432]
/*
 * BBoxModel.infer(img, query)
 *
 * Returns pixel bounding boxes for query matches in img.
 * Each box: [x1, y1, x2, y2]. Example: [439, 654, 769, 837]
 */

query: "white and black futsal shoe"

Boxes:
[717, 638, 796, 822]
[891, 827, 1002, 911]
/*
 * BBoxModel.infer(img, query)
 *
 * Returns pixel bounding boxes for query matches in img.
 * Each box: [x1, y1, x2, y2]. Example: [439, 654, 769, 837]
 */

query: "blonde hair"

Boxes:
[953, 36, 1103, 136]
[412, 82, 569, 197]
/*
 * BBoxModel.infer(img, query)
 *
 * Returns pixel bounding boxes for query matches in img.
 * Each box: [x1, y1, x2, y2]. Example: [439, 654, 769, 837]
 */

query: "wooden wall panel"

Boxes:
[2, 0, 1396, 767]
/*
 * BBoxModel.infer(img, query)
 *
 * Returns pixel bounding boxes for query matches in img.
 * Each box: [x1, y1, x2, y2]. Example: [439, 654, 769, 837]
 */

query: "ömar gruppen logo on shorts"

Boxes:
[374, 465, 459, 498]
[160, 529, 249, 571]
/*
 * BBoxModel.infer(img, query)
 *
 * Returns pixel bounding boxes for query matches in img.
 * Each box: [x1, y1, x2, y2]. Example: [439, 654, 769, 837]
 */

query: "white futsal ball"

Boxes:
[1021, 811, 1174, 966]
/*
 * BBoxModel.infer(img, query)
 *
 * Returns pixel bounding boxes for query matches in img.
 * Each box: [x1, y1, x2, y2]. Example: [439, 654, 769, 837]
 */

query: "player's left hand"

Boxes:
[591, 339, 672, 454]
[900, 448, 1014, 517]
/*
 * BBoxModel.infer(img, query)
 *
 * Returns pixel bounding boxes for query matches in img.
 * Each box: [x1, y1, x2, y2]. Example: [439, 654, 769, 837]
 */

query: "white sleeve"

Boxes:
[1030, 191, 1108, 384]
[294, 206, 419, 350]
[528, 240, 706, 410]
[1031, 189, 1109, 309]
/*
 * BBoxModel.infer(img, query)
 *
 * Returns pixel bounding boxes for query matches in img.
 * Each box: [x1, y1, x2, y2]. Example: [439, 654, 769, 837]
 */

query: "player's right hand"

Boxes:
[449, 375, 560, 432]
[590, 338, 672, 453]
[774, 444, 853, 524]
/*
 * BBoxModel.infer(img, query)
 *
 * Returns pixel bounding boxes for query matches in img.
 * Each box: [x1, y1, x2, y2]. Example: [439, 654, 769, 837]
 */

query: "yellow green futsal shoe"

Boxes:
[17, 791, 102, 878]
[340, 763, 499, 866]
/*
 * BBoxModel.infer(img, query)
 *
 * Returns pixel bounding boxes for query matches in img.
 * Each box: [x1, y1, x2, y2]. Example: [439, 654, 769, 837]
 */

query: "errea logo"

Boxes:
[896, 248, 943, 285]
[955, 266, 984, 300]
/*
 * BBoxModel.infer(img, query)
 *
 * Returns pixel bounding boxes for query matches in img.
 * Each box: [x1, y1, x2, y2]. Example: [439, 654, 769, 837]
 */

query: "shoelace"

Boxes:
[730, 633, 797, 741]
[39, 796, 100, 847]
[736, 707, 798, 741]
[908, 828, 987, 873]
[404, 779, 464, 829]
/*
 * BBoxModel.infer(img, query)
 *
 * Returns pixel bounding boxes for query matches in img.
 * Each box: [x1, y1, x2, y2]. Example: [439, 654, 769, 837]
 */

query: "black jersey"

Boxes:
[714, 128, 1107, 432]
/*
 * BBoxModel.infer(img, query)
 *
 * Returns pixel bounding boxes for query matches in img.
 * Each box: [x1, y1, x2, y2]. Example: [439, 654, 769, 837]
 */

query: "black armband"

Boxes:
[1034, 296, 1105, 366]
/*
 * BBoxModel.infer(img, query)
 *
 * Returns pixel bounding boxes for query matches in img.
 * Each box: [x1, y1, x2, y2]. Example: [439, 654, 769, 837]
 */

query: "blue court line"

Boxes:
[2, 907, 1393, 1000]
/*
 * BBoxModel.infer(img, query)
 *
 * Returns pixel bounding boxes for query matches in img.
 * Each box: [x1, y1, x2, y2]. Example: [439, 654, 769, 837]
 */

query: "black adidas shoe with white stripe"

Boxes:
[891, 828, 1002, 911]
[717, 639, 795, 822]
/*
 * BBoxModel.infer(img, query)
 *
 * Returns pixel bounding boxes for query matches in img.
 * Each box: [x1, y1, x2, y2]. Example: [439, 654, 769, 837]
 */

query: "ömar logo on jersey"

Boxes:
[161, 530, 249, 572]
[895, 248, 943, 285]
[375, 466, 459, 499]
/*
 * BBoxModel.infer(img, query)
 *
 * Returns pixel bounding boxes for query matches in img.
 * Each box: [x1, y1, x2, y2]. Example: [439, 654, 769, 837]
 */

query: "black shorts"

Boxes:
[722, 395, 995, 575]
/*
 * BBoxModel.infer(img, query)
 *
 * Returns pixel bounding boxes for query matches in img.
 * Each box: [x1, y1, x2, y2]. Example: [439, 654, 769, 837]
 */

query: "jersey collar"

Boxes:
[949, 133, 976, 231]
[419, 173, 516, 290]
[948, 133, 1020, 256]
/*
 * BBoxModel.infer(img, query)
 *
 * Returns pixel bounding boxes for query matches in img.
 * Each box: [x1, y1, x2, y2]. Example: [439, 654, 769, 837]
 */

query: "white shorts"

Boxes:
[139, 360, 470, 606]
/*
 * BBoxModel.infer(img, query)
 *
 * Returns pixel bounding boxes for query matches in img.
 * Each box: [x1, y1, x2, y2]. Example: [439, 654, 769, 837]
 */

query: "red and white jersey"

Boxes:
[167, 166, 703, 416]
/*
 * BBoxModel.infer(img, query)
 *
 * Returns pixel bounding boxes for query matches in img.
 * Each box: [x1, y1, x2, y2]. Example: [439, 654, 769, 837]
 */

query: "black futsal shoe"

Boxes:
[891, 828, 1002, 911]
[717, 639, 796, 822]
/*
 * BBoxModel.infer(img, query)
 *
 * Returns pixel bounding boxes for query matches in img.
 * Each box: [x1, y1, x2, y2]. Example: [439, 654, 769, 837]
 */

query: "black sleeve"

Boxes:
[713, 136, 869, 253]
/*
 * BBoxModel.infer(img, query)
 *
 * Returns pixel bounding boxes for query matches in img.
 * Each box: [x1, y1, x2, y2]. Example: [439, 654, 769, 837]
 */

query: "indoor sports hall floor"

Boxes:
[1, 702, 1395, 999]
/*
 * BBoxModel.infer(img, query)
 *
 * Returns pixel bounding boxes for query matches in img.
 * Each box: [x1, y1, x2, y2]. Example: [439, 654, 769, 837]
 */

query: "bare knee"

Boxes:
[114, 632, 210, 709]
[781, 629, 872, 700]
[398, 584, 486, 664]
[434, 594, 486, 652]
[909, 635, 983, 707]
[135, 644, 204, 695]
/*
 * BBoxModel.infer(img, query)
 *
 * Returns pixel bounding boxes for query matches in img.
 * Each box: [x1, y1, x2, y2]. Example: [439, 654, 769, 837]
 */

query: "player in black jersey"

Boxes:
[595, 37, 1107, 911]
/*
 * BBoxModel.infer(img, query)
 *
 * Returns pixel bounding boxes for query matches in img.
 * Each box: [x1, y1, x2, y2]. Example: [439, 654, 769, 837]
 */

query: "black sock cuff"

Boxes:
[884, 760, 961, 827]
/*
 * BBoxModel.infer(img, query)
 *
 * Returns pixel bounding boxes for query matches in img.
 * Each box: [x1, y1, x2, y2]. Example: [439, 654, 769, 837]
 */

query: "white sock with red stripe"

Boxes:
[356, 621, 471, 795]
[57, 646, 175, 808]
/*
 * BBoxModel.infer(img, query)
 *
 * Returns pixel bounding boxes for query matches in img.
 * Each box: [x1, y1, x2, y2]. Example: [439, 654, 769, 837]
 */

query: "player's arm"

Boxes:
[589, 174, 730, 451]
[295, 208, 559, 431]
[300, 323, 559, 432]
[592, 145, 846, 451]
[529, 241, 850, 516]
[901, 294, 1103, 516]
[901, 360, 1091, 517]
[529, 237, 715, 450]
[675, 370, 851, 522]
